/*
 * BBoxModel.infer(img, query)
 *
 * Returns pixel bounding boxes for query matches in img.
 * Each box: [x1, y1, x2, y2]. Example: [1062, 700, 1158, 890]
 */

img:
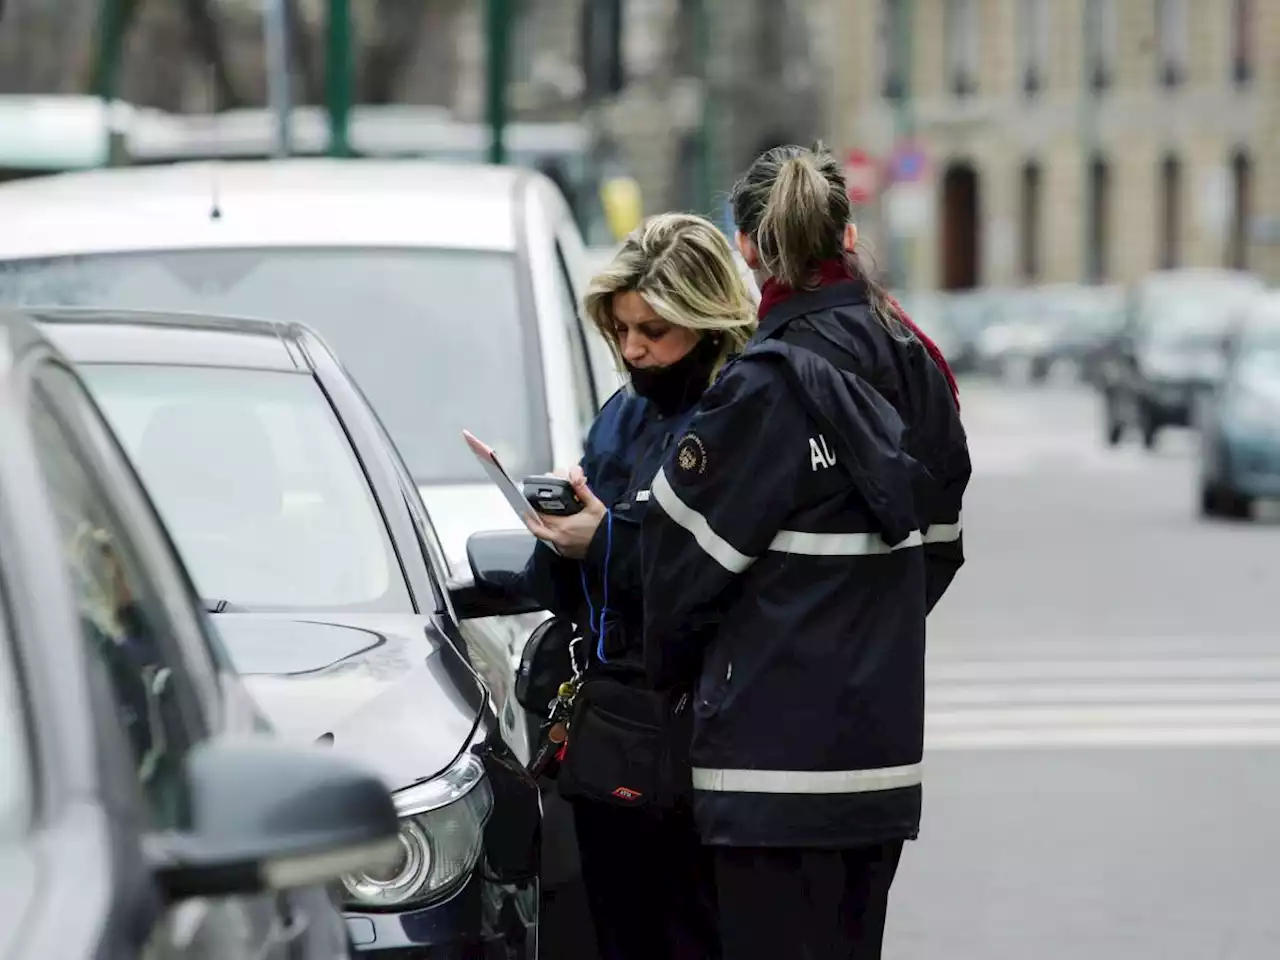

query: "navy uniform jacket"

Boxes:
[641, 280, 970, 849]
[522, 387, 702, 671]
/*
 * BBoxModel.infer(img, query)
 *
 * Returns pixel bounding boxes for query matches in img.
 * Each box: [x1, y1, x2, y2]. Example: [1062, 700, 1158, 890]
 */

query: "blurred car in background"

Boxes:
[39, 309, 545, 958]
[973, 285, 1124, 385]
[974, 287, 1061, 382]
[1198, 295, 1280, 519]
[1044, 284, 1127, 385]
[0, 159, 617, 572]
[938, 289, 993, 375]
[1097, 270, 1265, 449]
[894, 289, 964, 367]
[0, 308, 397, 959]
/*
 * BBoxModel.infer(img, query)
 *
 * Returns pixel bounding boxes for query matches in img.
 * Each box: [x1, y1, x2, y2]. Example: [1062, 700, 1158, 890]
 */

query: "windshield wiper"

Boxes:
[202, 599, 241, 614]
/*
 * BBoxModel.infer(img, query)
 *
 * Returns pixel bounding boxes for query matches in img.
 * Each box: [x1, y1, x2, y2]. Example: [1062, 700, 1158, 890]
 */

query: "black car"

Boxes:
[0, 309, 401, 958]
[36, 309, 545, 958]
[1098, 270, 1263, 449]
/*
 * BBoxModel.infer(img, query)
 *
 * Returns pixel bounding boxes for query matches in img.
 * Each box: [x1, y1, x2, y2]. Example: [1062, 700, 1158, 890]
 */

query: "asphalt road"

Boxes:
[888, 379, 1280, 959]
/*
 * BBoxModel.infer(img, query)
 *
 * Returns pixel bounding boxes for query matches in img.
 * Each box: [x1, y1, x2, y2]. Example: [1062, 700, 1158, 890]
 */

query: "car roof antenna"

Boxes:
[203, 62, 223, 221]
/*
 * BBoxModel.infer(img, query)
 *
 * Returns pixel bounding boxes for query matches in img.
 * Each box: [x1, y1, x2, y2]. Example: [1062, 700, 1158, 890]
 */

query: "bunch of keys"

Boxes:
[527, 679, 577, 779]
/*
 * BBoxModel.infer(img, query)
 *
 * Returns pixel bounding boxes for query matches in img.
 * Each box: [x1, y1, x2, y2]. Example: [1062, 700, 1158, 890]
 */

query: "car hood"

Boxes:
[213, 612, 487, 789]
[417, 483, 526, 574]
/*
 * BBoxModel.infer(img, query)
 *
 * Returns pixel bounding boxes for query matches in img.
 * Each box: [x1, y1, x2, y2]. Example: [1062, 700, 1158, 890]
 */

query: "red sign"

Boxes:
[843, 149, 878, 205]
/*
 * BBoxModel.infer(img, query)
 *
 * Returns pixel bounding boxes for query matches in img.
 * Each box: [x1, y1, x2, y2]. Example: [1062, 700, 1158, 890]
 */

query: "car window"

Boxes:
[552, 240, 599, 436]
[28, 385, 197, 829]
[79, 363, 411, 614]
[0, 248, 552, 484]
[0, 592, 31, 840]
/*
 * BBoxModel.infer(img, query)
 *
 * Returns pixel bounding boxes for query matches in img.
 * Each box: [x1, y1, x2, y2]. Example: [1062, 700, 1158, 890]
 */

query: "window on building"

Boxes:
[1017, 0, 1050, 97]
[1086, 156, 1111, 282]
[581, 0, 625, 100]
[879, 0, 907, 100]
[756, 0, 791, 79]
[944, 0, 979, 97]
[672, 0, 702, 77]
[1228, 150, 1252, 270]
[510, 0, 536, 87]
[1231, 0, 1253, 87]
[1020, 160, 1042, 280]
[1155, 0, 1188, 88]
[1159, 154, 1182, 269]
[1084, 0, 1116, 92]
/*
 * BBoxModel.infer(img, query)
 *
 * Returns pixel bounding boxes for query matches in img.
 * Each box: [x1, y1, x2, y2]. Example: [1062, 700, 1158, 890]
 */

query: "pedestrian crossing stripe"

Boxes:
[923, 657, 1280, 750]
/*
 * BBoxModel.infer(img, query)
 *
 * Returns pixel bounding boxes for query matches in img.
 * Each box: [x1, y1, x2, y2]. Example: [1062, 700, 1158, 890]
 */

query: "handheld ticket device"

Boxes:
[522, 475, 585, 517]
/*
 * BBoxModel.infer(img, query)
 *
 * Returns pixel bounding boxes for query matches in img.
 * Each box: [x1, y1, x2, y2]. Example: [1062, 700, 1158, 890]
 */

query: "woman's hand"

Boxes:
[523, 465, 607, 560]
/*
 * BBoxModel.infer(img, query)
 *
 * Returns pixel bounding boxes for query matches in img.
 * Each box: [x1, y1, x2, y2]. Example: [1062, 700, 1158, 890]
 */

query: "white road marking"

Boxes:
[924, 657, 1280, 750]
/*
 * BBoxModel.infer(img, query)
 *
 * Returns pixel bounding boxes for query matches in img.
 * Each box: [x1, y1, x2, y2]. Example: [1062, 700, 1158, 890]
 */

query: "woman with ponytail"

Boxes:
[639, 144, 971, 959]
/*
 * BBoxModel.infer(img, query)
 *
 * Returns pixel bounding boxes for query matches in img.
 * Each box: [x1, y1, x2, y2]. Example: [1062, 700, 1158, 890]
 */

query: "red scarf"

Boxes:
[758, 260, 961, 410]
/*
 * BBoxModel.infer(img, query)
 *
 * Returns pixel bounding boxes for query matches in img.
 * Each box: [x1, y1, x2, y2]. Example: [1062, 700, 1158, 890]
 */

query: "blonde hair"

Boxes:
[584, 213, 758, 380]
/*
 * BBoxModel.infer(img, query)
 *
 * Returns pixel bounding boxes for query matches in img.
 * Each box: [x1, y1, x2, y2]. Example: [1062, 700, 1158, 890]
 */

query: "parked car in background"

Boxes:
[1097, 270, 1265, 449]
[37, 309, 545, 957]
[0, 159, 618, 570]
[1042, 284, 1127, 385]
[938, 289, 993, 375]
[1197, 295, 1280, 519]
[0, 308, 398, 959]
[894, 289, 964, 366]
[974, 287, 1062, 381]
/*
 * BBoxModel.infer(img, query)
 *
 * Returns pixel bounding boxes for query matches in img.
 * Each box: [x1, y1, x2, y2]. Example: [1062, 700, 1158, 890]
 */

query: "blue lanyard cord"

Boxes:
[577, 508, 614, 663]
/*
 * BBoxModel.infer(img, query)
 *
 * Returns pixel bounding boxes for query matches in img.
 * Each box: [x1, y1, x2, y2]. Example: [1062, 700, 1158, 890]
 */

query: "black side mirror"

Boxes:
[149, 738, 399, 902]
[514, 616, 577, 713]
[449, 530, 544, 619]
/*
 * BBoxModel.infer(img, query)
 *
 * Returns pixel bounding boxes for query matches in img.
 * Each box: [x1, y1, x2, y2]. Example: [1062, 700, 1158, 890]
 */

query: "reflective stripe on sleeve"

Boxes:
[767, 515, 962, 556]
[651, 467, 755, 574]
[692, 762, 923, 795]
[768, 528, 922, 556]
[923, 517, 963, 544]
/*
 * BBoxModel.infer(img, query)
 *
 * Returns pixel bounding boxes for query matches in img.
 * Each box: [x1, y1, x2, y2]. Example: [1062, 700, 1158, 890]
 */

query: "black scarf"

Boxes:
[625, 336, 720, 416]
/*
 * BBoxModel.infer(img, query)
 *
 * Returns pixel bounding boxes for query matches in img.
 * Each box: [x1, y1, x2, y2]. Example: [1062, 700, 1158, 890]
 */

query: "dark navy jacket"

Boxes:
[523, 386, 702, 672]
[641, 280, 970, 849]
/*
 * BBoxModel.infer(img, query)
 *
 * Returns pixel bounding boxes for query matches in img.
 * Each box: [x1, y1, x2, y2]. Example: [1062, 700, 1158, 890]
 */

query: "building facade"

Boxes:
[832, 0, 1280, 289]
[449, 0, 832, 227]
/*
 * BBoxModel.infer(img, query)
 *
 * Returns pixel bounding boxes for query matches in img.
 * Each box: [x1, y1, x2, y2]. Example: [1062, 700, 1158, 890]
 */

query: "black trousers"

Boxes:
[573, 799, 720, 960]
[713, 841, 904, 960]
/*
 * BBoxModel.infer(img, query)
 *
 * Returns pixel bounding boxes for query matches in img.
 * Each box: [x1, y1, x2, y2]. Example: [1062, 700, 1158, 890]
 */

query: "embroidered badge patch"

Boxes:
[675, 433, 707, 476]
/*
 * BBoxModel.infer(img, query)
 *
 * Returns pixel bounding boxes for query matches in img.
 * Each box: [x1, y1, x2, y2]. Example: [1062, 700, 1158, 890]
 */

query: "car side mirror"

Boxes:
[448, 530, 544, 619]
[149, 738, 399, 902]
[514, 616, 577, 713]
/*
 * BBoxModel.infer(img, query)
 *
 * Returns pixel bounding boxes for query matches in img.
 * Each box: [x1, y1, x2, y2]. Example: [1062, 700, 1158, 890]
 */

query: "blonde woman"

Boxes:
[520, 213, 756, 960]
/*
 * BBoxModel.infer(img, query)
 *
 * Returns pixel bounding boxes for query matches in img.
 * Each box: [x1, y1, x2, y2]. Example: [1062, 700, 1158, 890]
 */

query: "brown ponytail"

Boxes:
[755, 154, 836, 291]
[732, 142, 906, 337]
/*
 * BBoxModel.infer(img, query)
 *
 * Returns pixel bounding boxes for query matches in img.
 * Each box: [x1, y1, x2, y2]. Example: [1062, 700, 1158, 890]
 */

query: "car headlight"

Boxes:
[341, 749, 493, 908]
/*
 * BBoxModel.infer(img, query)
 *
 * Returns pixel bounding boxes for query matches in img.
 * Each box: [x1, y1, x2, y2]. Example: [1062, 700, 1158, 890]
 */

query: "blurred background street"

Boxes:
[900, 379, 1280, 958]
[4, 1, 1280, 957]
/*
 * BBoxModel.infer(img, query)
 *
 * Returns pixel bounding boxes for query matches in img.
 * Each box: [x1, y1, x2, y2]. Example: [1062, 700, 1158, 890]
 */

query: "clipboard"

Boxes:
[462, 430, 537, 523]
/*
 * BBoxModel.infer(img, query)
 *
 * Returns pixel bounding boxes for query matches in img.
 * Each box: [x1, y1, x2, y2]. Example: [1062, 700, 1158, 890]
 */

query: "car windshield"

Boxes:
[0, 624, 30, 840]
[0, 249, 547, 484]
[80, 364, 410, 613]
[1143, 299, 1236, 349]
